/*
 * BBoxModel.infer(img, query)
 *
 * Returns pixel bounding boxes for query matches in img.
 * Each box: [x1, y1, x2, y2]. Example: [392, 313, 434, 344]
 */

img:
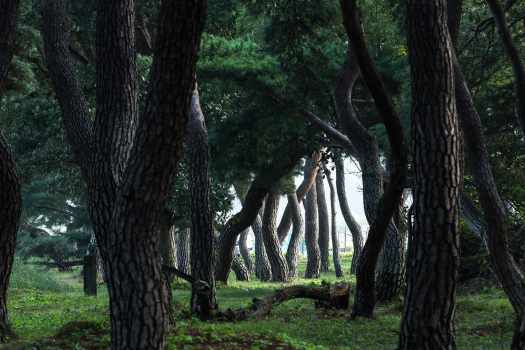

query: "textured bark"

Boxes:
[176, 228, 191, 275]
[41, 0, 207, 347]
[325, 166, 343, 278]
[400, 0, 460, 348]
[304, 182, 321, 279]
[186, 88, 216, 319]
[485, 0, 525, 137]
[239, 230, 254, 274]
[334, 155, 363, 274]
[262, 193, 289, 282]
[0, 0, 21, 342]
[231, 255, 250, 281]
[277, 153, 321, 243]
[253, 208, 272, 281]
[83, 254, 98, 296]
[214, 146, 304, 283]
[285, 193, 305, 279]
[316, 172, 330, 273]
[340, 0, 407, 317]
[160, 225, 177, 270]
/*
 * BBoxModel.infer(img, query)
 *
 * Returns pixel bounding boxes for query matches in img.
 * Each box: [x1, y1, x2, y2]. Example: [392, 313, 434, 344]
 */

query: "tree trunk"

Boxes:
[304, 182, 321, 279]
[239, 229, 254, 274]
[0, 0, 21, 342]
[399, 0, 460, 347]
[231, 255, 250, 281]
[485, 0, 525, 138]
[253, 208, 272, 281]
[316, 171, 330, 273]
[186, 87, 216, 319]
[334, 154, 363, 274]
[277, 153, 321, 243]
[160, 226, 177, 270]
[214, 146, 304, 283]
[177, 228, 191, 275]
[325, 165, 343, 278]
[83, 254, 98, 296]
[285, 193, 305, 279]
[339, 0, 407, 317]
[262, 192, 289, 282]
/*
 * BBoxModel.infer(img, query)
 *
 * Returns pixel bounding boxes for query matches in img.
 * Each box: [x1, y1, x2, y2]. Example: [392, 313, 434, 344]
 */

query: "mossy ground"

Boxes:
[1, 256, 514, 349]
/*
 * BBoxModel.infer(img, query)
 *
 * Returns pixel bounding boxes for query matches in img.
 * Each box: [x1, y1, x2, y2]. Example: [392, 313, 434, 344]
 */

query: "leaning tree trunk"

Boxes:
[186, 88, 216, 319]
[239, 229, 254, 274]
[485, 0, 525, 138]
[285, 193, 305, 279]
[399, 0, 461, 348]
[253, 209, 272, 281]
[0, 0, 21, 342]
[231, 255, 250, 281]
[177, 228, 191, 275]
[316, 171, 330, 273]
[304, 182, 321, 279]
[262, 192, 289, 282]
[325, 165, 343, 278]
[334, 154, 363, 274]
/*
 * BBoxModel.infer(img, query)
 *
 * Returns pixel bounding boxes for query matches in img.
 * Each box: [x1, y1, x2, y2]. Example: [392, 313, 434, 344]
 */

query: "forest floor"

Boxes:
[1, 255, 514, 349]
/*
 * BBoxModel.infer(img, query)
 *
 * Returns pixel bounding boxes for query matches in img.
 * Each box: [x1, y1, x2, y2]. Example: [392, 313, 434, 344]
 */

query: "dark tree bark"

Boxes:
[325, 165, 343, 278]
[214, 145, 304, 283]
[304, 182, 321, 279]
[0, 0, 21, 342]
[262, 192, 289, 282]
[485, 0, 525, 137]
[83, 254, 98, 296]
[285, 193, 305, 279]
[177, 228, 191, 275]
[239, 230, 254, 274]
[277, 153, 321, 243]
[316, 171, 330, 273]
[253, 208, 272, 281]
[399, 0, 461, 347]
[186, 87, 216, 320]
[231, 255, 250, 281]
[334, 154, 363, 274]
[41, 0, 207, 347]
[160, 224, 177, 270]
[340, 0, 408, 317]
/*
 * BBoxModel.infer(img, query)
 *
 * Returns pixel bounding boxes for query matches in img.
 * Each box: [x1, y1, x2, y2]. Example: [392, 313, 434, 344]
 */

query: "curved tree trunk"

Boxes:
[304, 182, 321, 279]
[399, 0, 460, 347]
[286, 193, 305, 279]
[0, 0, 21, 342]
[187, 88, 216, 319]
[334, 154, 363, 274]
[277, 153, 321, 243]
[325, 165, 343, 278]
[339, 0, 407, 317]
[262, 192, 289, 282]
[231, 255, 250, 281]
[177, 228, 191, 275]
[316, 171, 330, 273]
[253, 209, 272, 281]
[214, 146, 304, 283]
[239, 229, 254, 274]
[485, 0, 525, 137]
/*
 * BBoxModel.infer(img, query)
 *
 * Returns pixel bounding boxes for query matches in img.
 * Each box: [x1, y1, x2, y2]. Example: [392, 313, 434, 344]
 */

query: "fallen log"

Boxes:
[219, 282, 351, 321]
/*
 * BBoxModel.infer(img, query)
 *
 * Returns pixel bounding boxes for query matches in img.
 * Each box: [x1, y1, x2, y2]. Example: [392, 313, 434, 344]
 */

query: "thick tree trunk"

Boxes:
[0, 0, 21, 342]
[340, 0, 407, 317]
[325, 166, 343, 278]
[177, 228, 191, 275]
[399, 0, 460, 348]
[262, 192, 289, 282]
[186, 88, 216, 319]
[334, 155, 363, 274]
[485, 0, 525, 137]
[231, 255, 250, 281]
[304, 182, 321, 279]
[316, 171, 330, 273]
[253, 209, 272, 281]
[214, 146, 304, 283]
[239, 229, 254, 274]
[277, 153, 321, 243]
[285, 193, 305, 279]
[160, 226, 177, 270]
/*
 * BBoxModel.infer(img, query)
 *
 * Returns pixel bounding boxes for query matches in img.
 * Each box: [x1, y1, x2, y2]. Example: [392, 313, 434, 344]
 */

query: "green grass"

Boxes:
[3, 255, 515, 349]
